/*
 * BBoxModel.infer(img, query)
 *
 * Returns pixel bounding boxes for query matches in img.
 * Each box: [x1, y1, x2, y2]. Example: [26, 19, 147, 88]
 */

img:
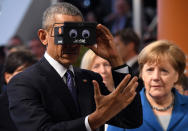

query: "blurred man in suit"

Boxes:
[0, 50, 37, 131]
[114, 29, 144, 92]
[114, 28, 140, 77]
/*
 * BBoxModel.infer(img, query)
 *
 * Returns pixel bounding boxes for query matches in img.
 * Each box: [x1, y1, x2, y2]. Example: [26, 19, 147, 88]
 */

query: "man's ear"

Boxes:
[38, 29, 48, 46]
[4, 72, 12, 84]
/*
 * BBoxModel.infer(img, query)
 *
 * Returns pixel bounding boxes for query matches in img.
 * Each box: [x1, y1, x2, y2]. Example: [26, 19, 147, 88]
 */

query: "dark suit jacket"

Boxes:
[129, 61, 143, 92]
[0, 89, 17, 131]
[7, 57, 142, 131]
[130, 61, 139, 77]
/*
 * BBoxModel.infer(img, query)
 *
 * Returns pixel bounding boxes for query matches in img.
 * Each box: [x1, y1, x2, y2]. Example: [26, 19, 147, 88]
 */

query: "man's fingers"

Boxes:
[124, 91, 137, 104]
[86, 44, 101, 58]
[122, 76, 138, 94]
[124, 82, 138, 95]
[97, 24, 113, 38]
[130, 81, 138, 92]
[93, 80, 101, 97]
[97, 24, 113, 39]
[115, 74, 131, 93]
[122, 81, 138, 107]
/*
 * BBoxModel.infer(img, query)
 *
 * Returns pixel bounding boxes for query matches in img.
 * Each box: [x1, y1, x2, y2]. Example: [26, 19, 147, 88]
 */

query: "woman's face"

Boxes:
[91, 56, 113, 88]
[141, 57, 179, 99]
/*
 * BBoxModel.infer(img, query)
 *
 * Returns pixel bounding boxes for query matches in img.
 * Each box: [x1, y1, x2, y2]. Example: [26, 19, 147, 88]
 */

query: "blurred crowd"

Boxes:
[0, 36, 46, 80]
[62, 0, 157, 41]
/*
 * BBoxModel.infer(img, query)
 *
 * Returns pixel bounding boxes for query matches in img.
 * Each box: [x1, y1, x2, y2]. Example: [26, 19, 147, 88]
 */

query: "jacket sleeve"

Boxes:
[106, 64, 143, 129]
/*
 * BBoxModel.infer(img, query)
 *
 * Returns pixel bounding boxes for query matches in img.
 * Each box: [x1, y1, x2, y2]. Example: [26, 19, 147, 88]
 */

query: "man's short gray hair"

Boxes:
[42, 2, 84, 30]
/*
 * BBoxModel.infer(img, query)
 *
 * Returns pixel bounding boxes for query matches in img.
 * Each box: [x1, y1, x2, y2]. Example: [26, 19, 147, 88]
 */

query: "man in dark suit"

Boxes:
[114, 28, 144, 92]
[114, 28, 140, 77]
[7, 2, 142, 131]
[0, 91, 17, 131]
[0, 50, 37, 131]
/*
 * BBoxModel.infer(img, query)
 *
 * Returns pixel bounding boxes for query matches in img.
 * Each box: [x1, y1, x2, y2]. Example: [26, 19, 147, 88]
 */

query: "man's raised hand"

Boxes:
[87, 24, 124, 67]
[88, 74, 138, 130]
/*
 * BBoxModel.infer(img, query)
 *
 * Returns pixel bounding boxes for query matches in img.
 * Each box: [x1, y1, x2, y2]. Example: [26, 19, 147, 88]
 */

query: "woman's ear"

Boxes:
[38, 29, 48, 46]
[174, 72, 179, 84]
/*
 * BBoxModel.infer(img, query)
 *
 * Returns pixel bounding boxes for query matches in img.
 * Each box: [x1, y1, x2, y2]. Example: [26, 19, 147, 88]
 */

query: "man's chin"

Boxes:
[62, 52, 79, 58]
[58, 58, 77, 67]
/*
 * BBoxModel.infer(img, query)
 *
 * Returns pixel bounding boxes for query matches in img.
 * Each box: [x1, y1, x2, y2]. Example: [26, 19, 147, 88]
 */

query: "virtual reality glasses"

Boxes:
[54, 22, 97, 45]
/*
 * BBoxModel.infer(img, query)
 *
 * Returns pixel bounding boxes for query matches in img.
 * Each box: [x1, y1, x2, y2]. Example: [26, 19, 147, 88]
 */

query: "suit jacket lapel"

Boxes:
[131, 61, 139, 76]
[167, 90, 187, 130]
[38, 58, 80, 118]
[74, 68, 94, 116]
[140, 89, 163, 130]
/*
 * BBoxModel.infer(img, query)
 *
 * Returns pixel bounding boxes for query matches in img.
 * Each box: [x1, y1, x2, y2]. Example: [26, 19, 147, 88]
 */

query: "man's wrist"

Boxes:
[108, 56, 124, 68]
[88, 110, 106, 130]
[85, 116, 92, 131]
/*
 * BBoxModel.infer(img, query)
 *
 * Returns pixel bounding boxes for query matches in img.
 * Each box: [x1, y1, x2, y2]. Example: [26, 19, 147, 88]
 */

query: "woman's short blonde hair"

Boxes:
[138, 40, 186, 83]
[80, 49, 97, 70]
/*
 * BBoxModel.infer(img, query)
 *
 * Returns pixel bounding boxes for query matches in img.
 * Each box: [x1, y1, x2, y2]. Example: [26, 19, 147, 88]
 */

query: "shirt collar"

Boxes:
[44, 52, 74, 78]
[126, 55, 138, 67]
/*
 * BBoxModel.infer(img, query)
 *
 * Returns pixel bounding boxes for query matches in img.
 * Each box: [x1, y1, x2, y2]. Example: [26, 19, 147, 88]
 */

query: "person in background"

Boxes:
[104, 0, 132, 34]
[5, 45, 29, 56]
[0, 46, 5, 66]
[114, 28, 143, 91]
[81, 49, 114, 92]
[114, 28, 140, 77]
[107, 40, 188, 131]
[28, 38, 46, 60]
[0, 50, 37, 131]
[5, 35, 24, 55]
[85, 11, 97, 22]
[174, 74, 188, 96]
[7, 35, 23, 47]
[0, 50, 37, 92]
[182, 76, 188, 95]
[0, 46, 6, 86]
[7, 2, 142, 131]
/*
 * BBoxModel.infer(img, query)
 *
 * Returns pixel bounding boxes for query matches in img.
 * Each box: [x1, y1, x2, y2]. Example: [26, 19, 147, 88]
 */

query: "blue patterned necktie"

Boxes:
[65, 69, 78, 108]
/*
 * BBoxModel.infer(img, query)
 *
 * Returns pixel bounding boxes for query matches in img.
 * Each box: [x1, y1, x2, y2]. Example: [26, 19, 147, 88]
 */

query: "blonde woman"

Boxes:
[81, 49, 114, 92]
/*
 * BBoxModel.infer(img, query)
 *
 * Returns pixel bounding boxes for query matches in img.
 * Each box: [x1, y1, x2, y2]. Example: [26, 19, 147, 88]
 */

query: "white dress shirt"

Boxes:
[126, 55, 138, 67]
[44, 52, 92, 131]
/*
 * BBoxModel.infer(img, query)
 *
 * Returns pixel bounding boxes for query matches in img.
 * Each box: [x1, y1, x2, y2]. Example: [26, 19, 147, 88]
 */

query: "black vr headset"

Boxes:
[54, 22, 97, 45]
